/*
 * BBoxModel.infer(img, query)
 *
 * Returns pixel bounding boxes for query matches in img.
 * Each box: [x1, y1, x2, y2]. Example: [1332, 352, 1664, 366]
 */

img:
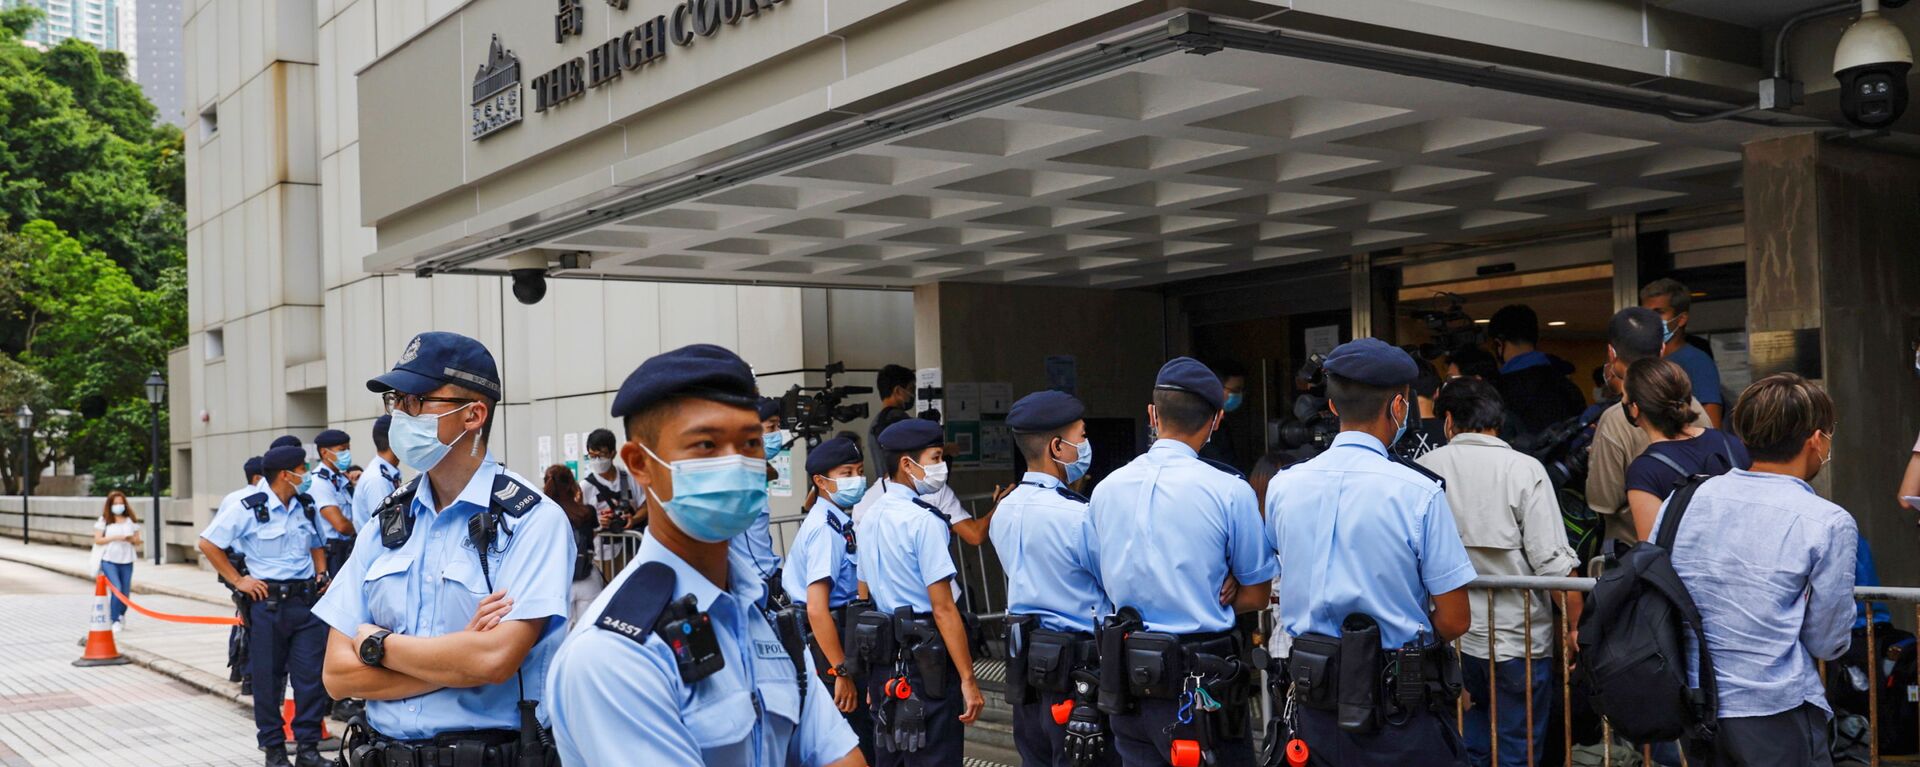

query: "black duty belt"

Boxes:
[1005, 615, 1098, 703]
[346, 727, 522, 767]
[260, 579, 319, 603]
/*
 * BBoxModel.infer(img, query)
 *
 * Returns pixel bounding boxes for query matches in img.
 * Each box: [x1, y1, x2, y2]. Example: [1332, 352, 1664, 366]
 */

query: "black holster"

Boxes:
[1336, 615, 1382, 734]
[1096, 608, 1143, 715]
[1004, 615, 1036, 705]
[895, 610, 950, 699]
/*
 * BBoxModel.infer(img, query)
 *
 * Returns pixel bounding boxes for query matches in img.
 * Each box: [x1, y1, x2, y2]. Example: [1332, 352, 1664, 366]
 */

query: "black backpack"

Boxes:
[1576, 474, 1719, 747]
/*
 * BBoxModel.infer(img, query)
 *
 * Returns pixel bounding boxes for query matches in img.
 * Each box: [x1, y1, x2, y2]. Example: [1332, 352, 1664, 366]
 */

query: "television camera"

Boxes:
[764, 362, 874, 448]
[1408, 292, 1482, 361]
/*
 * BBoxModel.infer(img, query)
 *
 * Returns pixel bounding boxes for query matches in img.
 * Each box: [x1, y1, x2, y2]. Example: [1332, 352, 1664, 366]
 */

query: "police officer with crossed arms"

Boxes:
[543, 343, 861, 765]
[993, 390, 1116, 767]
[1264, 338, 1474, 765]
[1088, 357, 1275, 767]
[198, 445, 331, 767]
[314, 331, 574, 766]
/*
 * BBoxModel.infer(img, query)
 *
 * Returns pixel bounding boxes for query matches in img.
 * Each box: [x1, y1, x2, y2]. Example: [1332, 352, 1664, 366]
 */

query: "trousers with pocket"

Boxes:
[1700, 703, 1832, 767]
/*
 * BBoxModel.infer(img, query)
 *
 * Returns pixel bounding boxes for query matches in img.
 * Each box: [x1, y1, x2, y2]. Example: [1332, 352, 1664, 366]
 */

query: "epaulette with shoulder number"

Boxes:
[294, 492, 318, 529]
[489, 472, 540, 518]
[596, 561, 676, 646]
[1200, 456, 1246, 480]
[378, 476, 423, 549]
[1055, 486, 1088, 504]
[1391, 453, 1447, 490]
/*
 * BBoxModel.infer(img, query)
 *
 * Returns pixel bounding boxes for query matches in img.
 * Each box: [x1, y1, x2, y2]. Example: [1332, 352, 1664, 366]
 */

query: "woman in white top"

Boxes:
[92, 491, 141, 631]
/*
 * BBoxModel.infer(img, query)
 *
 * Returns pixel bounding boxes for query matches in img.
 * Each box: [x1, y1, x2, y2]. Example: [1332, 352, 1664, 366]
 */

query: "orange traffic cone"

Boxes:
[73, 574, 131, 667]
[280, 684, 332, 742]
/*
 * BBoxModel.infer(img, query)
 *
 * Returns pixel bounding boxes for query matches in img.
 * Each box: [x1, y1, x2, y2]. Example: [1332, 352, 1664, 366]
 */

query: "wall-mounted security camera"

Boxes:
[1834, 0, 1913, 129]
[507, 250, 551, 305]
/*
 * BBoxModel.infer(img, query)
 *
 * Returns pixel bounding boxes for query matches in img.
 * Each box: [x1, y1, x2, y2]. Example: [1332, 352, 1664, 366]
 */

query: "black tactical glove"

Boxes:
[891, 697, 928, 753]
[1063, 698, 1108, 767]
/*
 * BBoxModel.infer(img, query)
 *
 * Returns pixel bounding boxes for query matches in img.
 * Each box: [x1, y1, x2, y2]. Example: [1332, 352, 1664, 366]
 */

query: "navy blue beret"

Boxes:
[878, 418, 943, 452]
[270, 434, 302, 450]
[261, 446, 307, 474]
[1324, 337, 1419, 387]
[1154, 357, 1225, 411]
[756, 396, 782, 421]
[243, 456, 263, 481]
[369, 331, 502, 401]
[805, 436, 863, 476]
[611, 344, 760, 419]
[1007, 390, 1085, 433]
[314, 429, 350, 448]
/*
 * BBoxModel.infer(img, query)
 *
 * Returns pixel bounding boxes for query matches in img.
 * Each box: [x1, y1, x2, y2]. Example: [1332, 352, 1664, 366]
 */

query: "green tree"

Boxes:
[0, 8, 185, 493]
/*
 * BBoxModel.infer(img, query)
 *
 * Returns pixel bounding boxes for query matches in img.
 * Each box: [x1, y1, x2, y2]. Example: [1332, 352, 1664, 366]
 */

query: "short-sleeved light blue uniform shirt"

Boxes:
[309, 465, 354, 541]
[311, 461, 575, 741]
[781, 498, 859, 608]
[1088, 440, 1276, 634]
[350, 456, 401, 533]
[1266, 432, 1478, 649]
[200, 484, 323, 581]
[545, 534, 859, 766]
[991, 472, 1106, 633]
[857, 485, 959, 615]
[730, 500, 784, 580]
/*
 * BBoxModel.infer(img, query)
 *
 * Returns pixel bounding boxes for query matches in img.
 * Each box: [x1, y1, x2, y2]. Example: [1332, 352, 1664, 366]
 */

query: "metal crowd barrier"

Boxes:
[1448, 574, 1920, 767]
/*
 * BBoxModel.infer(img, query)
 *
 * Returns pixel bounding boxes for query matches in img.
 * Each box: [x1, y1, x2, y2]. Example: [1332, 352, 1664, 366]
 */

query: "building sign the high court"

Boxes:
[471, 35, 524, 140]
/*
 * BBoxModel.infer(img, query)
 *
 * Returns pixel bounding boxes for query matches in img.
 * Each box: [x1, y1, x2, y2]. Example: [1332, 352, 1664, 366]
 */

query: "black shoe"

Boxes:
[294, 742, 325, 767]
[263, 745, 292, 767]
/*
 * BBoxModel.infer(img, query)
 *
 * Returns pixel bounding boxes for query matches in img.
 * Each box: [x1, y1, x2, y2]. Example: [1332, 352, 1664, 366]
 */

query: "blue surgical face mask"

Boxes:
[1391, 395, 1410, 446]
[293, 469, 313, 495]
[1661, 318, 1677, 345]
[332, 449, 353, 471]
[1053, 438, 1092, 484]
[763, 430, 786, 457]
[641, 443, 769, 543]
[826, 475, 867, 508]
[1223, 392, 1244, 413]
[388, 403, 475, 473]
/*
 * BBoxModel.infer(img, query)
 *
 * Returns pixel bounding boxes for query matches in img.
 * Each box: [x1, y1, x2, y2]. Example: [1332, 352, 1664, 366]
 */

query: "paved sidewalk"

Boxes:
[0, 560, 268, 766]
[0, 540, 228, 607]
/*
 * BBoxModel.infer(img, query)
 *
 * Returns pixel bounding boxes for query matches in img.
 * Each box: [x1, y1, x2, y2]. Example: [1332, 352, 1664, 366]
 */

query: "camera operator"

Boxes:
[580, 428, 643, 532]
[867, 364, 918, 460]
[1487, 304, 1587, 440]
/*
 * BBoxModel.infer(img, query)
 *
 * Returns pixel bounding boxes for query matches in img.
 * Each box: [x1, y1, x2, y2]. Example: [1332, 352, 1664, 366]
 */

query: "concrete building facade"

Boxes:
[131, 0, 184, 126]
[179, 0, 1920, 579]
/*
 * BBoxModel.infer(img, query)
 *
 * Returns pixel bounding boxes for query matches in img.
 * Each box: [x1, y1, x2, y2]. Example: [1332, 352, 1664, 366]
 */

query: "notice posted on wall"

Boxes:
[1046, 355, 1077, 394]
[538, 436, 554, 474]
[1305, 325, 1341, 359]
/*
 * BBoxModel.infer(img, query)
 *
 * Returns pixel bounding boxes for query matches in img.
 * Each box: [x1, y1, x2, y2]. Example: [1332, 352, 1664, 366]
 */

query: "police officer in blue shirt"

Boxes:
[308, 429, 357, 574]
[781, 435, 876, 763]
[1264, 338, 1476, 766]
[544, 344, 861, 766]
[994, 390, 1116, 767]
[198, 445, 330, 767]
[349, 415, 402, 533]
[1087, 357, 1275, 767]
[312, 331, 573, 767]
[732, 396, 789, 591]
[856, 417, 985, 766]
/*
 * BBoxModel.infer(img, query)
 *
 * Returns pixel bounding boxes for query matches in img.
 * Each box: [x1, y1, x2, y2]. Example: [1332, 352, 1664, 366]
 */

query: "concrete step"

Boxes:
[964, 739, 1021, 767]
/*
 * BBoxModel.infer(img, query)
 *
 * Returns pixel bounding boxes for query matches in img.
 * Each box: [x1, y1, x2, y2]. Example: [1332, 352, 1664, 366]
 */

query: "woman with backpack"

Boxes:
[1622, 358, 1750, 541]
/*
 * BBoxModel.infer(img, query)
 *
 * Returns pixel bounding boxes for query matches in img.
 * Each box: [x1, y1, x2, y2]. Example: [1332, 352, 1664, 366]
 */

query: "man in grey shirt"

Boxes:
[1655, 372, 1854, 766]
[1588, 307, 1710, 544]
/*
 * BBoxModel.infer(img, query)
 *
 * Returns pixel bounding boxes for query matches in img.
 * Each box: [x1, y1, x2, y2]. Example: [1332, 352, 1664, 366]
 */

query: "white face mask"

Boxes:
[111, 503, 127, 516]
[586, 456, 613, 475]
[909, 458, 949, 494]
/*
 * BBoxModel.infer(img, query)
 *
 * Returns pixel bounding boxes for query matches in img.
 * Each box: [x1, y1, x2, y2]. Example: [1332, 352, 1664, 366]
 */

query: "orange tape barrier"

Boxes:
[100, 577, 242, 626]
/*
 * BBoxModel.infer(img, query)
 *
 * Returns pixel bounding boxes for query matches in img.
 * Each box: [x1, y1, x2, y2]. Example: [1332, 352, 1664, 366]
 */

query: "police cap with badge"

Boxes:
[245, 446, 308, 524]
[1322, 338, 1443, 487]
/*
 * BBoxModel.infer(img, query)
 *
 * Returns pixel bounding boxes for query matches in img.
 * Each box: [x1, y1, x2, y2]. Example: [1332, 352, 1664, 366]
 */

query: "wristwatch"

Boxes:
[359, 629, 393, 668]
[829, 663, 851, 679]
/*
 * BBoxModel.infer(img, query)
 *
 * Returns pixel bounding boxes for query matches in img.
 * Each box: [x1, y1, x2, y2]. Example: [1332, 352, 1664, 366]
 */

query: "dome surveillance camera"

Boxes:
[507, 250, 552, 305]
[1834, 4, 1913, 129]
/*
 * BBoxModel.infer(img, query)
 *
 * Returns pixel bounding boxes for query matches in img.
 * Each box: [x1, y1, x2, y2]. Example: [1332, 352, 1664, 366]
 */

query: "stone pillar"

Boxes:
[1743, 133, 1920, 584]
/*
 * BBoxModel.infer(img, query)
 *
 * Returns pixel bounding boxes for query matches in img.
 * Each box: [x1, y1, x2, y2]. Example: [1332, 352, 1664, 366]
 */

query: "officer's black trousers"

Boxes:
[247, 596, 330, 749]
[817, 668, 875, 765]
[869, 659, 964, 767]
[1291, 707, 1465, 767]
[1015, 690, 1118, 767]
[1110, 697, 1254, 767]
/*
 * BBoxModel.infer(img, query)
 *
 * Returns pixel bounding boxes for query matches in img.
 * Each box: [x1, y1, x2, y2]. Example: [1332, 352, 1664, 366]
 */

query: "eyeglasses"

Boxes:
[382, 391, 476, 416]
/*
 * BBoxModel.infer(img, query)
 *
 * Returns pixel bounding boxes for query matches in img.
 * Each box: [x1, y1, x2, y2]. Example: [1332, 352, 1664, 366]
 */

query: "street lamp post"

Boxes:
[15, 404, 31, 545]
[144, 370, 167, 566]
